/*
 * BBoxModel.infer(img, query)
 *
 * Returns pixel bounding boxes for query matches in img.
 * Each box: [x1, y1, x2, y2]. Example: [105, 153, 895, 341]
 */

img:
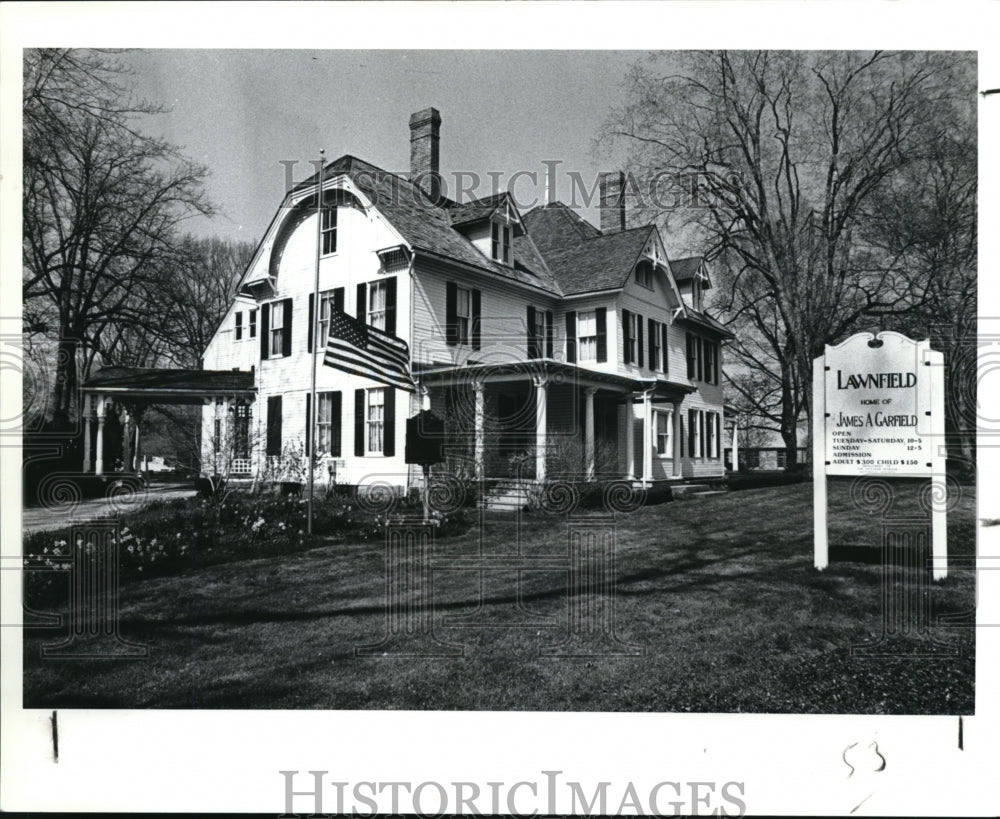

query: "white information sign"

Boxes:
[824, 333, 934, 476]
[813, 332, 946, 579]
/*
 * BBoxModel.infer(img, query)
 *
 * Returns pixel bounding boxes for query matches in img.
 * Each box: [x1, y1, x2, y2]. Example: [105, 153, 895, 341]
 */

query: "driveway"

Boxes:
[21, 480, 197, 533]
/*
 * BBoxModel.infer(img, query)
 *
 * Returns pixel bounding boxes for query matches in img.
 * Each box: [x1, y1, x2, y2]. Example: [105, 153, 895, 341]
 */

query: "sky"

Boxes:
[124, 50, 645, 249]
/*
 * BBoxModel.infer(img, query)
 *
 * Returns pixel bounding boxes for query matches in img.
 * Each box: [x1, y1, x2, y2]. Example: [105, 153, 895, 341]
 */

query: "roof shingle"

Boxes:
[522, 203, 653, 296]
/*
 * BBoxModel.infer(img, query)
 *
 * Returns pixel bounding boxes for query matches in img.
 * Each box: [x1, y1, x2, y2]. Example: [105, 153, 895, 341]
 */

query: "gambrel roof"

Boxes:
[289, 156, 561, 296]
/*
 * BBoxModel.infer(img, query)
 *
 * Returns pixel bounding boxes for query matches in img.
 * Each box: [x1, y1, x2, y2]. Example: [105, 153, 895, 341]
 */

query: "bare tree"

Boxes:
[22, 49, 213, 426]
[601, 50, 976, 467]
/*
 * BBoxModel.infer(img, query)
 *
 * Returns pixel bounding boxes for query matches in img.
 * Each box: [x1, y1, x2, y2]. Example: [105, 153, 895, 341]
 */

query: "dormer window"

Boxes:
[635, 260, 653, 289]
[491, 220, 512, 264]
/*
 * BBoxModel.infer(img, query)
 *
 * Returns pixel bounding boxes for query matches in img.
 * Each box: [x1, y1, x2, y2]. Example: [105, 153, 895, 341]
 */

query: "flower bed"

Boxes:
[22, 489, 471, 606]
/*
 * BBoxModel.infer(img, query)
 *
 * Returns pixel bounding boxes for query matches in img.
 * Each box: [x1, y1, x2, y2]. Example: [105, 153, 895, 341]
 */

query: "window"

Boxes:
[366, 388, 385, 454]
[234, 311, 243, 341]
[635, 260, 653, 289]
[566, 308, 606, 364]
[317, 391, 341, 456]
[526, 306, 552, 359]
[249, 309, 257, 338]
[705, 411, 715, 458]
[491, 221, 512, 264]
[446, 283, 480, 349]
[747, 450, 761, 469]
[321, 206, 337, 255]
[270, 303, 285, 357]
[776, 449, 788, 469]
[624, 312, 637, 364]
[649, 319, 664, 372]
[688, 408, 704, 459]
[367, 280, 387, 331]
[455, 286, 471, 345]
[656, 410, 672, 456]
[316, 290, 335, 347]
[233, 404, 251, 459]
[685, 333, 719, 384]
[578, 310, 598, 362]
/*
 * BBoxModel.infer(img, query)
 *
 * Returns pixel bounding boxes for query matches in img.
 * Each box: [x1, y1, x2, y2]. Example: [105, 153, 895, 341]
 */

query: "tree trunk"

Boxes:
[51, 335, 79, 429]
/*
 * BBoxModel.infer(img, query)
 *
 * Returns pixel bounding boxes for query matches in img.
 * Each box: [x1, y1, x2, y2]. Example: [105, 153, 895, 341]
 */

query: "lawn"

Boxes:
[22, 479, 976, 713]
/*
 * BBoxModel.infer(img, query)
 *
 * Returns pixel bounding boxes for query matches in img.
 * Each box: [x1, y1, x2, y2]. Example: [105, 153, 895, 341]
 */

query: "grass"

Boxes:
[22, 478, 976, 713]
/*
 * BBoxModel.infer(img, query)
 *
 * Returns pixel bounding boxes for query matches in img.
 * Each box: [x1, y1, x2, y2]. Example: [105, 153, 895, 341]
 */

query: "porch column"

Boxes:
[584, 387, 597, 481]
[642, 389, 654, 487]
[214, 398, 224, 475]
[121, 406, 133, 473]
[534, 375, 548, 482]
[625, 393, 636, 480]
[134, 413, 142, 474]
[473, 380, 485, 481]
[82, 394, 92, 473]
[731, 417, 740, 471]
[672, 400, 683, 478]
[95, 398, 105, 476]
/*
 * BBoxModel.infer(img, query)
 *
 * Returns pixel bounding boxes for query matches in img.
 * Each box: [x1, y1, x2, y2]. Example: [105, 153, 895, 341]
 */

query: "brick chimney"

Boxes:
[409, 107, 442, 203]
[599, 171, 626, 233]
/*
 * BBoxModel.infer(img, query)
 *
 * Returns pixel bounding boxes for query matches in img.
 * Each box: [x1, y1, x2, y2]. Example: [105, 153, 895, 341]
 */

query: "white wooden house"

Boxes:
[199, 108, 733, 490]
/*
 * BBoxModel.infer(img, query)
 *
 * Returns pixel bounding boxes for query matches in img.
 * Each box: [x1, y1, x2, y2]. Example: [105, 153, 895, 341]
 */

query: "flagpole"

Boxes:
[308, 149, 325, 535]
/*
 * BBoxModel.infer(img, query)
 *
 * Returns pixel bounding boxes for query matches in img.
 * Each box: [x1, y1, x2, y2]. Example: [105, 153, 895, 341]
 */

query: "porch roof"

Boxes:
[81, 367, 256, 405]
[414, 359, 696, 399]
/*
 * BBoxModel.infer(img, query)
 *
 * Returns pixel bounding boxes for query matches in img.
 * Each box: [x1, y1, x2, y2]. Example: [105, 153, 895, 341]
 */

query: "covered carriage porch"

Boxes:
[79, 367, 256, 477]
[415, 361, 695, 484]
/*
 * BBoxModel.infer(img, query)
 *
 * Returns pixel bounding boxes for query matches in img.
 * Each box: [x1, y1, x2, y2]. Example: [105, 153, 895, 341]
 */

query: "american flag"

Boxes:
[323, 309, 416, 392]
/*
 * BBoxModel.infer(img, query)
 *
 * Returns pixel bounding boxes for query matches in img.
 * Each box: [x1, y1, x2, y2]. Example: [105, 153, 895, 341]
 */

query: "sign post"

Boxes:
[813, 331, 946, 579]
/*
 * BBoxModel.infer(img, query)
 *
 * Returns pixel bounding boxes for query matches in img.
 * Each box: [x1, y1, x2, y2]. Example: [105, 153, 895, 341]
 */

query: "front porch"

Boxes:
[417, 360, 699, 485]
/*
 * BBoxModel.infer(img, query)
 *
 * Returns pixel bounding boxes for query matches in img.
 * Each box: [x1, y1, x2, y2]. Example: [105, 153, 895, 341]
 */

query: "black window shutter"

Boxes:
[696, 337, 704, 381]
[307, 294, 315, 352]
[356, 283, 367, 324]
[354, 389, 365, 456]
[662, 324, 669, 373]
[266, 395, 282, 456]
[715, 342, 721, 384]
[545, 310, 554, 358]
[333, 287, 344, 313]
[700, 411, 706, 458]
[445, 281, 458, 346]
[686, 334, 694, 378]
[282, 299, 293, 357]
[565, 311, 577, 363]
[330, 391, 342, 457]
[472, 289, 482, 350]
[648, 319, 656, 370]
[305, 392, 312, 455]
[260, 303, 270, 360]
[636, 312, 644, 367]
[621, 308, 631, 364]
[596, 307, 607, 363]
[235, 311, 242, 341]
[383, 389, 395, 457]
[384, 277, 397, 336]
[526, 305, 537, 358]
[689, 409, 696, 456]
